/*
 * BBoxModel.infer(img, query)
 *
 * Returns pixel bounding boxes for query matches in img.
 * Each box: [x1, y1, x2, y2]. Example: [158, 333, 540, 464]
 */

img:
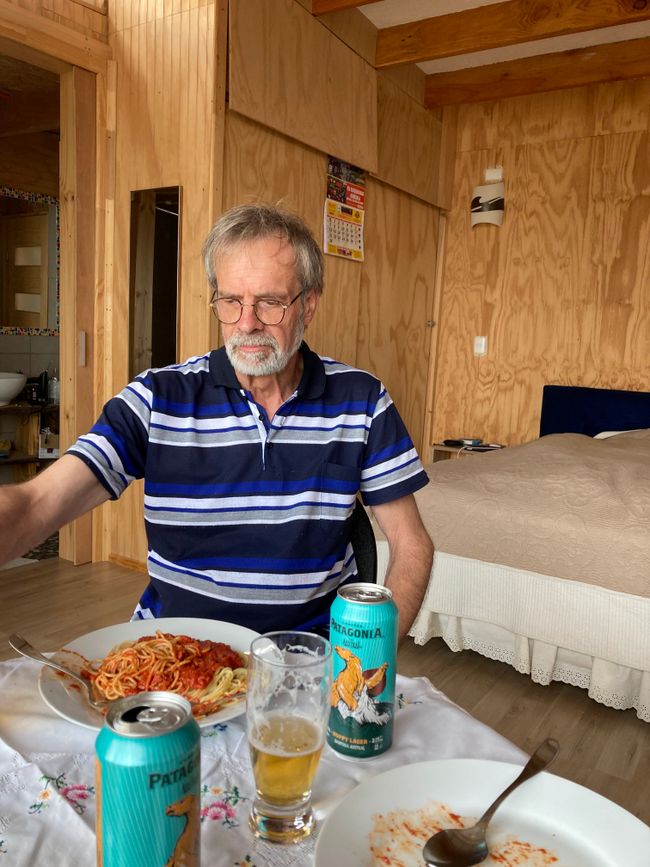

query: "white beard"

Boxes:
[225, 318, 305, 377]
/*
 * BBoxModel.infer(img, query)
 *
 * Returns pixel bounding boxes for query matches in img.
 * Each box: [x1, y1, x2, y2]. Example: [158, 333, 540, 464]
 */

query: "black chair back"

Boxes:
[349, 497, 377, 584]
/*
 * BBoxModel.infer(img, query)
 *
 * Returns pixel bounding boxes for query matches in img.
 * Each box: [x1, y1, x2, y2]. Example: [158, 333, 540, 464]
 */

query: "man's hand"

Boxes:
[0, 454, 110, 566]
[371, 494, 433, 642]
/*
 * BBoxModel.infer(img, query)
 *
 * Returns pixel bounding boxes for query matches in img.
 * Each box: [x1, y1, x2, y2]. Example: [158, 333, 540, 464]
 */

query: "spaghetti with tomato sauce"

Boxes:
[81, 631, 248, 717]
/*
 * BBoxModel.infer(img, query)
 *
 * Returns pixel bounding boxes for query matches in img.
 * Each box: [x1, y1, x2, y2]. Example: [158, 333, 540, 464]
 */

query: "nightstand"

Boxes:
[431, 442, 505, 462]
[431, 443, 472, 462]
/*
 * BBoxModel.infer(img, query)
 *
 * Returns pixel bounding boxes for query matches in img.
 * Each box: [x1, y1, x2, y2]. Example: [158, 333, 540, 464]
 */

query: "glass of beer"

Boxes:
[247, 631, 332, 843]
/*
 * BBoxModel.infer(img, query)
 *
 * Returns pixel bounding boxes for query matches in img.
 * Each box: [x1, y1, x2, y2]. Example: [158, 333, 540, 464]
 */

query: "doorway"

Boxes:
[0, 41, 98, 565]
[0, 56, 61, 540]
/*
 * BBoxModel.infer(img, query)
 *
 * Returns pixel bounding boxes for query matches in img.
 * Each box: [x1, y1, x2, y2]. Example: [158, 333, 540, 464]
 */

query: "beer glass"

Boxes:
[247, 631, 332, 843]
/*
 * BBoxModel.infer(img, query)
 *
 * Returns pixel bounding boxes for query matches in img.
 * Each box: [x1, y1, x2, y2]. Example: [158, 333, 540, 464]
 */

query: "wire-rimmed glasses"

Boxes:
[210, 291, 303, 326]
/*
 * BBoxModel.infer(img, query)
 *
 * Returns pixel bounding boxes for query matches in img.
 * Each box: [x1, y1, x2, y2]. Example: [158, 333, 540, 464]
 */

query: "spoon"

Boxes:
[8, 632, 107, 711]
[422, 738, 560, 866]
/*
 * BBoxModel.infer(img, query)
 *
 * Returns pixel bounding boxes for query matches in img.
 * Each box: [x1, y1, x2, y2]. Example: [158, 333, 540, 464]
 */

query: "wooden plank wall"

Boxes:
[229, 0, 378, 174]
[97, 0, 441, 568]
[224, 110, 439, 456]
[103, 0, 226, 566]
[432, 78, 650, 447]
[375, 74, 441, 206]
[357, 180, 438, 455]
[226, 0, 442, 450]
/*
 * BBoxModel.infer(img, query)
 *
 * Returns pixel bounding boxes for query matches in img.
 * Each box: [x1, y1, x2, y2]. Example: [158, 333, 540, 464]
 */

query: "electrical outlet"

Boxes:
[473, 336, 487, 357]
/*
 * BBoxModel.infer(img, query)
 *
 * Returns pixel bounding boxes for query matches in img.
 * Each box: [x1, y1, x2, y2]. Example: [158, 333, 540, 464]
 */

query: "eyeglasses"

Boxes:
[210, 291, 303, 326]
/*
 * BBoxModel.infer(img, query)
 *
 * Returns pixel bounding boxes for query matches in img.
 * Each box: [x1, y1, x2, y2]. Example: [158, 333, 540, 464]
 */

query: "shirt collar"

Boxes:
[209, 342, 326, 399]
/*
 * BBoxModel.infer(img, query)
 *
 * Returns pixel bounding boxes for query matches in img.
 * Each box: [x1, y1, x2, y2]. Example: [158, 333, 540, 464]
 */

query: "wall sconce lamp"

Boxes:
[471, 166, 504, 227]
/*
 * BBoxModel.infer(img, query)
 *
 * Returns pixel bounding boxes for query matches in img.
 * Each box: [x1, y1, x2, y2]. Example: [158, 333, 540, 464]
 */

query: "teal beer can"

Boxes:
[327, 583, 398, 758]
[95, 692, 201, 867]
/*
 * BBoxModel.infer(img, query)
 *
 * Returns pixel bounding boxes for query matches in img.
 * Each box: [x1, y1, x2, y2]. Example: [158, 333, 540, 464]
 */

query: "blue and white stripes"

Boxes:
[68, 344, 428, 632]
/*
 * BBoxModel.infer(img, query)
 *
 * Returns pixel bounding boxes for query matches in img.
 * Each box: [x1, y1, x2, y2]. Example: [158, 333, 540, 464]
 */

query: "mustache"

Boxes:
[227, 333, 279, 350]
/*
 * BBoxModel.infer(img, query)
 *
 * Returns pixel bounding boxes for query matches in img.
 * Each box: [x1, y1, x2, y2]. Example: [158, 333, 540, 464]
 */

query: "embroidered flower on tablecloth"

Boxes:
[234, 856, 256, 867]
[396, 692, 423, 709]
[201, 722, 229, 737]
[61, 784, 93, 809]
[200, 784, 249, 828]
[0, 839, 7, 855]
[28, 774, 95, 816]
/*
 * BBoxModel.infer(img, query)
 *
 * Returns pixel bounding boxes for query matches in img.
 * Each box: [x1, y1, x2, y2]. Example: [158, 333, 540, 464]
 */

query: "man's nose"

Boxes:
[238, 303, 262, 330]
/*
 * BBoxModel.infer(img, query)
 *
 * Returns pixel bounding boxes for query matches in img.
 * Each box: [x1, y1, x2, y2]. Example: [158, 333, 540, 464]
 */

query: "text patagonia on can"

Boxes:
[330, 618, 384, 639]
[148, 754, 199, 789]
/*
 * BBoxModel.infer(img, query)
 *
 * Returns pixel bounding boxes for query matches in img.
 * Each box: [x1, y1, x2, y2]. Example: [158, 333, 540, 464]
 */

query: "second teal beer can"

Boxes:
[327, 583, 398, 758]
[95, 692, 201, 867]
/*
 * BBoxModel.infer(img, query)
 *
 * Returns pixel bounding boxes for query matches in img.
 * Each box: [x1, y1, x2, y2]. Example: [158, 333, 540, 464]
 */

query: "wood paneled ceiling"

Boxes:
[0, 55, 59, 139]
[311, 0, 650, 105]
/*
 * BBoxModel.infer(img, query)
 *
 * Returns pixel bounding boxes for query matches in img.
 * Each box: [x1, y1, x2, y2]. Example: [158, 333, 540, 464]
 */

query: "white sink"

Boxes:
[0, 372, 27, 406]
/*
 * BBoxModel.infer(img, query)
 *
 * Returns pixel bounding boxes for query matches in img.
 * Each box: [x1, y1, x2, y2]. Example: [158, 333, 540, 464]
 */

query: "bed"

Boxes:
[378, 385, 650, 723]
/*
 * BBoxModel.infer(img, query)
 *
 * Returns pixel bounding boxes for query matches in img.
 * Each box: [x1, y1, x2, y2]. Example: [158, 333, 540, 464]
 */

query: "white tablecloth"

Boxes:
[0, 658, 526, 866]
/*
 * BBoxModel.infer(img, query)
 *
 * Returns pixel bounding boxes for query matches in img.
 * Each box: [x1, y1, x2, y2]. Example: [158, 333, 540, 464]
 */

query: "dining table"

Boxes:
[0, 655, 527, 867]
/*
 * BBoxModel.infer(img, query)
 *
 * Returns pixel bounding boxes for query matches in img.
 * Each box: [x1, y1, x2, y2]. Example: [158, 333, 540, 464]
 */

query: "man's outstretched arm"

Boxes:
[0, 454, 110, 566]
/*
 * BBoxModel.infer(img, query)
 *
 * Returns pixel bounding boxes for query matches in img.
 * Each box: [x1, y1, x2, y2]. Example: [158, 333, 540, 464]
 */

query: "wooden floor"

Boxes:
[2, 558, 649, 825]
[0, 557, 148, 661]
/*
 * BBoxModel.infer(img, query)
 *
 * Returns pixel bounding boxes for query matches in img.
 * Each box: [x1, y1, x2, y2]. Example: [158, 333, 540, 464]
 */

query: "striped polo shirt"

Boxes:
[68, 343, 429, 633]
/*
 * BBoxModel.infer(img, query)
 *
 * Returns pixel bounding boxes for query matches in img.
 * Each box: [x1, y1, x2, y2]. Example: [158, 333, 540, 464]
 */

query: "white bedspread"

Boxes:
[415, 431, 650, 597]
[373, 431, 650, 722]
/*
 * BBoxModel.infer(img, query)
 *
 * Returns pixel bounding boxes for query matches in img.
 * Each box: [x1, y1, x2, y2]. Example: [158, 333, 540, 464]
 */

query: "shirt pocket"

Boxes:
[319, 462, 361, 518]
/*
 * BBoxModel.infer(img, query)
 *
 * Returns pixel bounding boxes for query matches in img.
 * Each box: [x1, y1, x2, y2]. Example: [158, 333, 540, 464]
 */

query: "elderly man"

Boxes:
[0, 204, 433, 639]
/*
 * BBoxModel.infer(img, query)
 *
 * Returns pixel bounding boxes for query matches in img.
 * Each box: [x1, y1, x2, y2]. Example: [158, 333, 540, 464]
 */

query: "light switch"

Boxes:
[474, 335, 487, 356]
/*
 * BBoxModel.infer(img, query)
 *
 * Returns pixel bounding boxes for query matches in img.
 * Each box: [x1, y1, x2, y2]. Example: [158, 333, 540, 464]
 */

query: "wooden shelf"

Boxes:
[0, 403, 59, 415]
[0, 404, 60, 481]
[3, 451, 39, 464]
[0, 404, 40, 416]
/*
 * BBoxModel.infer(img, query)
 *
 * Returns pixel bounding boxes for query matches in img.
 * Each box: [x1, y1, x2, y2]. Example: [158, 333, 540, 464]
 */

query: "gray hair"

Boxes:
[202, 203, 324, 296]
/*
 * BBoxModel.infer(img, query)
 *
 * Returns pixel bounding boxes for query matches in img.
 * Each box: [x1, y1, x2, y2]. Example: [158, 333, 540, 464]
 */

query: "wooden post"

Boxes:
[58, 66, 96, 565]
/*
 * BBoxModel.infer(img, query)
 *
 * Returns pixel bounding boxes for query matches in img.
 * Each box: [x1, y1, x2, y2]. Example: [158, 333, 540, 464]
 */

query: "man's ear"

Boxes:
[302, 290, 320, 327]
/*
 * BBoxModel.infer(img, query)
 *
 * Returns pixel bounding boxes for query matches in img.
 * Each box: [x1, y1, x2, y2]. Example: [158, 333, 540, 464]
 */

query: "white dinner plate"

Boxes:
[314, 758, 650, 867]
[38, 617, 259, 731]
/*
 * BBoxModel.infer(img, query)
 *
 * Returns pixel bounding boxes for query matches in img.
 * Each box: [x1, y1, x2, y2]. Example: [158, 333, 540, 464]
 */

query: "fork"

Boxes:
[8, 632, 108, 710]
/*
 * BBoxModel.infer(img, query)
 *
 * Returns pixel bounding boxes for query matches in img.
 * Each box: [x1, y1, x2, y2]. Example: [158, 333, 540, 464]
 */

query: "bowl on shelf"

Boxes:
[0, 372, 27, 406]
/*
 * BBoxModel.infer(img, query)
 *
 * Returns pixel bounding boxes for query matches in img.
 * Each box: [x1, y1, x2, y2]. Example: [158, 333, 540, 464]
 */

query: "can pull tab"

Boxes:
[136, 706, 175, 724]
[120, 705, 176, 725]
[121, 705, 149, 723]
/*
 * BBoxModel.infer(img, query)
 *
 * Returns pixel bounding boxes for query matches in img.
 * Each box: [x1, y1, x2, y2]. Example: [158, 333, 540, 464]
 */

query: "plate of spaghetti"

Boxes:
[38, 618, 259, 730]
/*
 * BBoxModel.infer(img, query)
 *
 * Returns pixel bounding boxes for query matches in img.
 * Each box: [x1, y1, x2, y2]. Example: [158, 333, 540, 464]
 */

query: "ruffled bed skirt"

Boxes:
[376, 545, 650, 723]
[410, 609, 650, 723]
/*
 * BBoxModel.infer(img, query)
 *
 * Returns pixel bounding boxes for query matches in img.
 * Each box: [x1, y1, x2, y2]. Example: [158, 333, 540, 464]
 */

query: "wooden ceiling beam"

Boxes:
[311, 0, 375, 14]
[424, 37, 650, 106]
[376, 0, 650, 68]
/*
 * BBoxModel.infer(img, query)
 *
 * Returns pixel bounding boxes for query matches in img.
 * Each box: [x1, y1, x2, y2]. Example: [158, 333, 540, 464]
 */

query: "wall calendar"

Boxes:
[324, 157, 366, 261]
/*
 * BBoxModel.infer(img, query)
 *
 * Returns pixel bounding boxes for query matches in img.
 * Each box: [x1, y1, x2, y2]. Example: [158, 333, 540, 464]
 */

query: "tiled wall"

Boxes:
[0, 333, 59, 379]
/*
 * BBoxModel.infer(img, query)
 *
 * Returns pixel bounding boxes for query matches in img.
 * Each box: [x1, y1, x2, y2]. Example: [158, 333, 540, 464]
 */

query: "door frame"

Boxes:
[0, 20, 109, 564]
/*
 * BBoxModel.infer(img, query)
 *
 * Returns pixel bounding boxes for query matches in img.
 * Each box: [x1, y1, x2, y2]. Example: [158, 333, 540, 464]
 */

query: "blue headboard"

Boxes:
[540, 385, 650, 437]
